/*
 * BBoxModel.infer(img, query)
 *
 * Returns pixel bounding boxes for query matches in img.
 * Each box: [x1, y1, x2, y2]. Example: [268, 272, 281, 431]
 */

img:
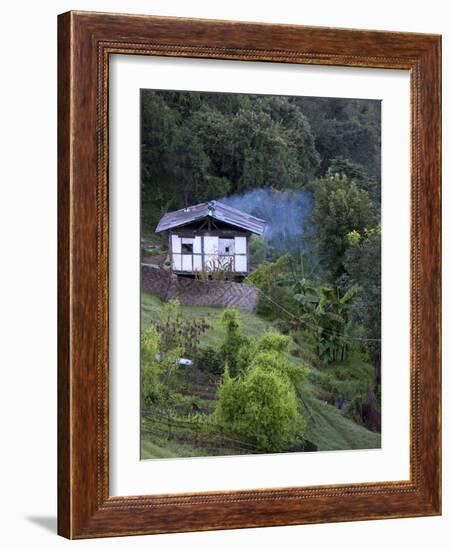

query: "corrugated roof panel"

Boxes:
[155, 200, 266, 235]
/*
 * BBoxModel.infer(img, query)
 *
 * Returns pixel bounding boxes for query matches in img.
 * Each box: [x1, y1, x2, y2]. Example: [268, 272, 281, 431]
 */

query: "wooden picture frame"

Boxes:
[58, 10, 441, 539]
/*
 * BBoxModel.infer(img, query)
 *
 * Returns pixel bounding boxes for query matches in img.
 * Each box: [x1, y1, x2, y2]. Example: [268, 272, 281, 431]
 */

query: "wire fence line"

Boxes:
[256, 287, 381, 343]
[141, 407, 260, 452]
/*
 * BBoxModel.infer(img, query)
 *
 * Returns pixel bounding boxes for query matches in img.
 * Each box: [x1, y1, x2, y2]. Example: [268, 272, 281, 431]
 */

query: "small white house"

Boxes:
[155, 200, 266, 278]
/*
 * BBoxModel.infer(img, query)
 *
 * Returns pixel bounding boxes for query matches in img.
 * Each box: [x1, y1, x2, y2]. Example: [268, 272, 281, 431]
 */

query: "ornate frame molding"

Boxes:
[58, 11, 441, 538]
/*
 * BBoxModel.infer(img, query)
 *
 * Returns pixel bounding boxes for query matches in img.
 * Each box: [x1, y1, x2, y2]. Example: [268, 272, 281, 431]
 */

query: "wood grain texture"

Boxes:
[57, 11, 72, 537]
[57, 10, 442, 539]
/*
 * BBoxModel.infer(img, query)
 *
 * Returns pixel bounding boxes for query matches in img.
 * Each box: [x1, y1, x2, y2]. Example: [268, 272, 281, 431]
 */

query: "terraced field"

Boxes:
[140, 291, 381, 459]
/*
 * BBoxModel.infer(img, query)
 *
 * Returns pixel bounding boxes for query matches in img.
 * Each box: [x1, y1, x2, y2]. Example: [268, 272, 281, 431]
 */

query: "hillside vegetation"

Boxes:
[141, 292, 380, 458]
[140, 90, 382, 457]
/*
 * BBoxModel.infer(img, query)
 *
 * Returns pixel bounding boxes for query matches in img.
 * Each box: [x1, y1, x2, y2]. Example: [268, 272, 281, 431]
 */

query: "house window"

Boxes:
[180, 237, 194, 254]
[181, 242, 193, 254]
[219, 238, 235, 255]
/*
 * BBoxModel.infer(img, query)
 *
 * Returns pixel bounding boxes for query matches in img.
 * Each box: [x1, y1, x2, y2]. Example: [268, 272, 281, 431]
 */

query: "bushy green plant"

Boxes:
[215, 365, 304, 452]
[141, 326, 160, 364]
[343, 226, 381, 415]
[219, 308, 251, 376]
[141, 321, 202, 408]
[248, 234, 267, 268]
[195, 259, 234, 281]
[141, 327, 175, 407]
[310, 171, 378, 280]
[293, 280, 357, 363]
[245, 255, 298, 320]
[254, 332, 308, 387]
[220, 307, 241, 332]
[141, 366, 171, 407]
[195, 347, 224, 375]
[252, 348, 308, 390]
[220, 333, 250, 377]
[256, 331, 291, 354]
[215, 329, 308, 452]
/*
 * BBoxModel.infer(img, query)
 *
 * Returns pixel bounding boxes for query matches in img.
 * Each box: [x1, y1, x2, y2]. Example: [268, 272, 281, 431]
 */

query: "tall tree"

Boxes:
[140, 90, 321, 229]
[310, 173, 377, 279]
[326, 156, 379, 206]
[294, 96, 381, 182]
[342, 228, 381, 431]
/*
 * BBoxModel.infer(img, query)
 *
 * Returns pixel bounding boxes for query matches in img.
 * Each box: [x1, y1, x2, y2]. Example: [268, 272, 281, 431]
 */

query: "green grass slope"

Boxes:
[141, 291, 272, 348]
[140, 291, 380, 455]
[300, 388, 380, 451]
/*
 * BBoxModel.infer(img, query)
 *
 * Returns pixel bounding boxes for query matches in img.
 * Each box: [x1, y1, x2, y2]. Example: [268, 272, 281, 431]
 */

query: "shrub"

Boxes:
[140, 326, 183, 407]
[215, 365, 304, 452]
[256, 331, 291, 354]
[141, 326, 160, 364]
[195, 263, 233, 281]
[245, 255, 296, 319]
[219, 307, 251, 376]
[248, 234, 267, 269]
[141, 366, 171, 407]
[220, 332, 251, 377]
[254, 332, 308, 388]
[195, 347, 224, 375]
[220, 307, 241, 333]
[251, 349, 308, 390]
[152, 299, 210, 357]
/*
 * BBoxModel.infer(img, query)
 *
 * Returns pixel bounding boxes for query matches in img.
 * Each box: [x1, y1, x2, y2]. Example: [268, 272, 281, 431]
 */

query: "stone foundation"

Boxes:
[141, 266, 259, 312]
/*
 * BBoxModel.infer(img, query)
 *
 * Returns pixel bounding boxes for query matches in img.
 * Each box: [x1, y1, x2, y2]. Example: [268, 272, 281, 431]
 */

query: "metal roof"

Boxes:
[155, 200, 266, 235]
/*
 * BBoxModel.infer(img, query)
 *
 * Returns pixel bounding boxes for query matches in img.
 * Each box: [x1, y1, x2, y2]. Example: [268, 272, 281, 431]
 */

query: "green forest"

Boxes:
[140, 89, 382, 457]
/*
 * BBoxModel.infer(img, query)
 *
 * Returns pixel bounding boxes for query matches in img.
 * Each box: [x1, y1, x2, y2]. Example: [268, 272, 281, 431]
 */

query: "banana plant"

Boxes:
[294, 280, 357, 363]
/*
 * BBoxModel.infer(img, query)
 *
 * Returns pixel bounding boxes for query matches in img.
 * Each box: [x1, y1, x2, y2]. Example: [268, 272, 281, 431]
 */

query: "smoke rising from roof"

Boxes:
[220, 188, 313, 254]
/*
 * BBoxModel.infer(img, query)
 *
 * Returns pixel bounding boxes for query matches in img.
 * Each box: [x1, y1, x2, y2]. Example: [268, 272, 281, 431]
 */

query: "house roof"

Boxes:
[155, 200, 266, 235]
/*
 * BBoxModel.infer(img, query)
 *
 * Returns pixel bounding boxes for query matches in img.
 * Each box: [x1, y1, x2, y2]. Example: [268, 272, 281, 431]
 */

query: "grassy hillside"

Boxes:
[141, 291, 273, 348]
[300, 389, 380, 451]
[141, 291, 380, 458]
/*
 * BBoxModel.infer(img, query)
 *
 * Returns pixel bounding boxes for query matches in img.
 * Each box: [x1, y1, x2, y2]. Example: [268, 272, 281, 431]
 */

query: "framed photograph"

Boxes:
[58, 11, 441, 538]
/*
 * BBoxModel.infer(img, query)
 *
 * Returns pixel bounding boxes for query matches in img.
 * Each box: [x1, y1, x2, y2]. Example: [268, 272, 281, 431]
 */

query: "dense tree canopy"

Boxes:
[342, 228, 382, 408]
[140, 89, 383, 447]
[141, 90, 380, 233]
[295, 96, 381, 182]
[309, 172, 378, 279]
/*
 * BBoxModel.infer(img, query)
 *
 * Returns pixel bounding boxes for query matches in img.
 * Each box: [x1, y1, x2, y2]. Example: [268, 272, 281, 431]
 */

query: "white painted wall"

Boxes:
[235, 236, 247, 254]
[203, 235, 218, 254]
[182, 254, 192, 271]
[236, 255, 247, 272]
[171, 234, 248, 272]
[193, 236, 202, 254]
[171, 234, 182, 253]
